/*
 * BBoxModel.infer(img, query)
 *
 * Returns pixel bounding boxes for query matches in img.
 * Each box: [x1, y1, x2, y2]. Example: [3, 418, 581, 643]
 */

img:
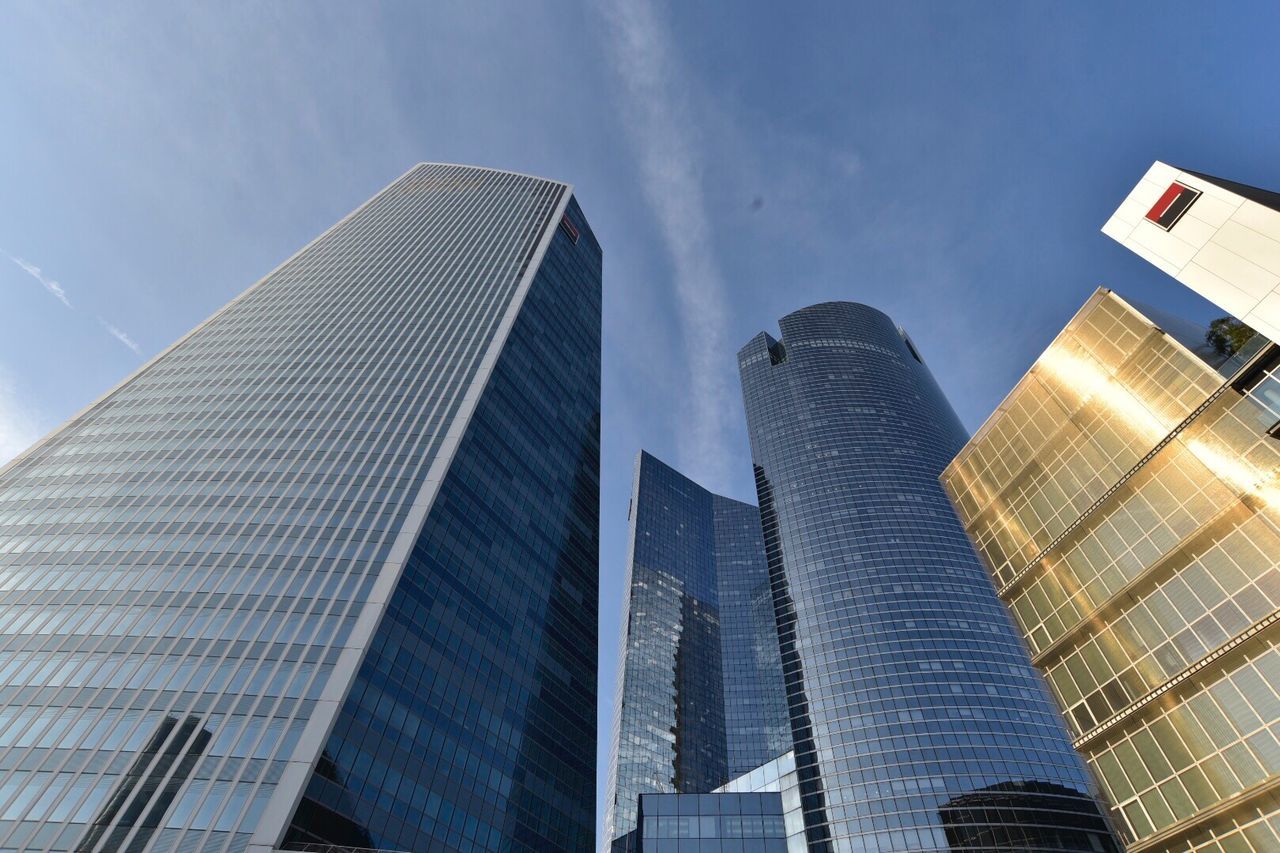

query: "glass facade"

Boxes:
[738, 302, 1117, 852]
[715, 494, 793, 779]
[714, 751, 806, 853]
[605, 452, 789, 848]
[944, 288, 1280, 852]
[634, 791, 788, 853]
[0, 163, 600, 853]
[936, 781, 1120, 851]
[284, 194, 601, 852]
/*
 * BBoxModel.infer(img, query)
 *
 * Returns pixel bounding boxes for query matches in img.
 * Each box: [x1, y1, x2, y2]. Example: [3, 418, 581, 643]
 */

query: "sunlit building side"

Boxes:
[944, 288, 1280, 851]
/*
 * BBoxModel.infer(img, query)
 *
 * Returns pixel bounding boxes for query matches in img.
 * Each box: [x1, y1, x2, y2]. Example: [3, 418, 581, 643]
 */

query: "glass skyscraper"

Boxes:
[0, 163, 601, 853]
[945, 288, 1280, 851]
[737, 302, 1118, 852]
[605, 451, 790, 849]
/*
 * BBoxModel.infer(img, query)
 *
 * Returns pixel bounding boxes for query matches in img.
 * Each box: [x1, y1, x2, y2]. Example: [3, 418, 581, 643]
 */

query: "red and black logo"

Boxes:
[1145, 181, 1202, 231]
[559, 213, 580, 244]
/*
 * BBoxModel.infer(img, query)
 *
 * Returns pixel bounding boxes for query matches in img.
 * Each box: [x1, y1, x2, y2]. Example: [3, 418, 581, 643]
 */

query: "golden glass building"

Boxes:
[942, 288, 1280, 852]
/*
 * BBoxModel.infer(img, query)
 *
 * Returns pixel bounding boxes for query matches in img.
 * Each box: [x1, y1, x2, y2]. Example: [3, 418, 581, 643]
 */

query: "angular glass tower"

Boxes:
[0, 163, 601, 853]
[945, 289, 1280, 851]
[604, 451, 789, 848]
[737, 302, 1118, 852]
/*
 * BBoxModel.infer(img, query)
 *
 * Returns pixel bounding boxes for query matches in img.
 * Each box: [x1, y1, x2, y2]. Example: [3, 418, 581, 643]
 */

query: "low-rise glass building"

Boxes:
[713, 751, 805, 853]
[634, 791, 788, 853]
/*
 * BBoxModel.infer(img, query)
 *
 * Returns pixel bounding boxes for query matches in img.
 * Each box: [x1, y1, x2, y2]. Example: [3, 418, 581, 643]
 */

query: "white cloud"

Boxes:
[0, 367, 43, 467]
[5, 249, 145, 356]
[7, 254, 72, 307]
[601, 0, 735, 489]
[97, 317, 142, 356]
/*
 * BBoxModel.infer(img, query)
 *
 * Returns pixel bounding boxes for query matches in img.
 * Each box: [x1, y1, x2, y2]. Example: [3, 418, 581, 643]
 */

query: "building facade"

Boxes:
[605, 452, 790, 848]
[1104, 161, 1280, 344]
[633, 791, 789, 853]
[944, 288, 1280, 852]
[618, 753, 805, 853]
[713, 751, 806, 852]
[738, 302, 1118, 852]
[0, 163, 601, 853]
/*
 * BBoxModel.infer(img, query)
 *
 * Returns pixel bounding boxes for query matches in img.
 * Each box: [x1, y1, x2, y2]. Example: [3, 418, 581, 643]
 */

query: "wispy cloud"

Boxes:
[601, 0, 735, 489]
[97, 317, 142, 356]
[5, 250, 142, 356]
[7, 254, 72, 307]
[0, 366, 42, 467]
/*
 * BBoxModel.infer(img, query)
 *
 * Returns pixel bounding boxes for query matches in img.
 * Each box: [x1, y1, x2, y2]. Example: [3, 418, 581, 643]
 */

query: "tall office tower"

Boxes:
[0, 163, 601, 853]
[944, 288, 1280, 852]
[605, 451, 790, 849]
[738, 302, 1119, 853]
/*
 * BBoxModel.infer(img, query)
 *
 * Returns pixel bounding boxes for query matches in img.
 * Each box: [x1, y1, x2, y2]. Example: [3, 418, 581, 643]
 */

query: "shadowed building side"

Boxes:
[281, 193, 602, 853]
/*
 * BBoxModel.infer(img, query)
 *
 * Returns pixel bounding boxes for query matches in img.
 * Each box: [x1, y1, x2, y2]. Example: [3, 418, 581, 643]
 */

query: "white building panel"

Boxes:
[1129, 222, 1198, 269]
[1216, 220, 1280, 277]
[1164, 212, 1217, 250]
[1193, 242, 1280, 300]
[1254, 291, 1280, 332]
[1181, 263, 1258, 319]
[1105, 161, 1280, 343]
[1235, 198, 1280, 236]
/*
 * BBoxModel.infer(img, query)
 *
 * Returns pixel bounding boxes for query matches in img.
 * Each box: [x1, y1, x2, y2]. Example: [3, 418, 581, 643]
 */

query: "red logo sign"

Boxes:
[559, 214, 580, 244]
[1145, 181, 1201, 231]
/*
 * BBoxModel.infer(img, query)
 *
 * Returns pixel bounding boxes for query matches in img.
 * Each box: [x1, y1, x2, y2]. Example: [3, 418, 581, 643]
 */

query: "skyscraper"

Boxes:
[605, 451, 790, 848]
[0, 163, 601, 853]
[738, 302, 1118, 852]
[944, 288, 1280, 851]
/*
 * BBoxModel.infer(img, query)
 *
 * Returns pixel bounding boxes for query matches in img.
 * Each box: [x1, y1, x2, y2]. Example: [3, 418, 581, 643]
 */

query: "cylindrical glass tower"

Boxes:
[737, 302, 1118, 852]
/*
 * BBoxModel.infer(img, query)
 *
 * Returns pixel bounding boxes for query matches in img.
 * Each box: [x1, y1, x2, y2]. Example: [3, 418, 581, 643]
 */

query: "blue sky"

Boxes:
[2, 0, 1279, 839]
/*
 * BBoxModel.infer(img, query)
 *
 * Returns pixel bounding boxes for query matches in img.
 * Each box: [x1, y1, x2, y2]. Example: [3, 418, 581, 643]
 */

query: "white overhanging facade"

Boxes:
[1103, 160, 1280, 342]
